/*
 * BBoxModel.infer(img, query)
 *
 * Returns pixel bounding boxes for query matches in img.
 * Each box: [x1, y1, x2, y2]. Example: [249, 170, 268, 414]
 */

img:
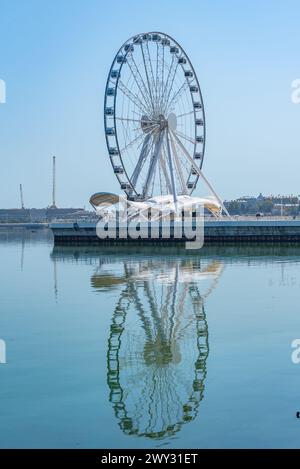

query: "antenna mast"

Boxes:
[52, 156, 57, 208]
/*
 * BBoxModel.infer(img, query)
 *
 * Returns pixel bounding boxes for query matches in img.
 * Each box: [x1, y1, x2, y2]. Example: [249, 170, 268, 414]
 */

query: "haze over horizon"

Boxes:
[1, 0, 300, 208]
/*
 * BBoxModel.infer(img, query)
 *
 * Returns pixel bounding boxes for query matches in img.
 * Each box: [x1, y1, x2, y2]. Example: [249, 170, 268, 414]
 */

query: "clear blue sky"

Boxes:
[1, 0, 300, 208]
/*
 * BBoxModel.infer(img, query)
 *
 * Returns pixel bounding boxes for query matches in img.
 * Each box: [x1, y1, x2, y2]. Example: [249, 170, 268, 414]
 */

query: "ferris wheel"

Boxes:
[104, 32, 206, 202]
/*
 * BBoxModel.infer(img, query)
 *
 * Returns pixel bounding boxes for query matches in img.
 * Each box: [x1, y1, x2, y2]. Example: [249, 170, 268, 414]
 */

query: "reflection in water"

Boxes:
[91, 258, 224, 440]
[53, 256, 58, 302]
[21, 236, 25, 272]
[50, 243, 300, 443]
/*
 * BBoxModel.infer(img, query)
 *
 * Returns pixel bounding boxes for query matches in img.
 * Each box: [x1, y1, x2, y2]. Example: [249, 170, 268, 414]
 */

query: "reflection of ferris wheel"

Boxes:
[92, 257, 224, 440]
[104, 32, 206, 202]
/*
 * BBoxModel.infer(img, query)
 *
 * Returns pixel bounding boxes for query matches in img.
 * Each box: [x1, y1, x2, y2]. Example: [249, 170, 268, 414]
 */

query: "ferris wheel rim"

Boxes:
[104, 31, 206, 201]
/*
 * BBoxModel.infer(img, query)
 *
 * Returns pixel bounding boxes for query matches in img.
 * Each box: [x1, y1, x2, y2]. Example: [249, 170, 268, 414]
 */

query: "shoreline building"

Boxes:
[224, 194, 300, 216]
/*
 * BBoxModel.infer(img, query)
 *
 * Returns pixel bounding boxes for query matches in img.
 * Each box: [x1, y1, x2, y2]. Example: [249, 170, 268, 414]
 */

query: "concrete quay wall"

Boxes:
[50, 220, 300, 245]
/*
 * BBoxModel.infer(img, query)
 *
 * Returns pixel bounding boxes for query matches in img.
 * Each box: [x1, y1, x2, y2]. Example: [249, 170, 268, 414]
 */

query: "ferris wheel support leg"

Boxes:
[160, 147, 173, 194]
[171, 131, 231, 218]
[130, 133, 152, 194]
[169, 132, 188, 195]
[143, 131, 165, 198]
[166, 130, 177, 205]
[195, 171, 231, 218]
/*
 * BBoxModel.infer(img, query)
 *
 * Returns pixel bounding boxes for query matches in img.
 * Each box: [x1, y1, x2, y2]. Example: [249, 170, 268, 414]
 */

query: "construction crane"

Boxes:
[20, 184, 24, 209]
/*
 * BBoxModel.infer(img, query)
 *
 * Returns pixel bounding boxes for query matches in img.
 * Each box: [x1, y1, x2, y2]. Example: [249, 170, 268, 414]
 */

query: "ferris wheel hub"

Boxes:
[157, 114, 168, 130]
[140, 115, 154, 133]
[140, 112, 177, 134]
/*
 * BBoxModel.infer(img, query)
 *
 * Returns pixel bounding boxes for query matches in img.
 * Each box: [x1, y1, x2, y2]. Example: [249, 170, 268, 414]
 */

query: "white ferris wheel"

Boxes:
[103, 32, 229, 216]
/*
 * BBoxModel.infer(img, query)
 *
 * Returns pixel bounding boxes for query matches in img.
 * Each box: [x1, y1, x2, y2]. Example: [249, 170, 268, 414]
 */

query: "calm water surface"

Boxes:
[1, 228, 300, 448]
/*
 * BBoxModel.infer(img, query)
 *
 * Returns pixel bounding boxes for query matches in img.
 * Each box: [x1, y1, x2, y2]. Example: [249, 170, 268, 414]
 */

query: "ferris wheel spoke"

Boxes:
[160, 54, 175, 113]
[159, 42, 165, 114]
[120, 116, 153, 158]
[118, 80, 149, 115]
[131, 109, 145, 118]
[155, 43, 160, 112]
[120, 120, 135, 157]
[145, 41, 157, 110]
[176, 111, 194, 119]
[116, 117, 142, 124]
[126, 52, 154, 114]
[155, 42, 166, 114]
[174, 130, 196, 145]
[162, 61, 179, 114]
[166, 80, 189, 114]
[162, 56, 179, 113]
[140, 43, 156, 114]
[132, 121, 157, 134]
[119, 131, 146, 154]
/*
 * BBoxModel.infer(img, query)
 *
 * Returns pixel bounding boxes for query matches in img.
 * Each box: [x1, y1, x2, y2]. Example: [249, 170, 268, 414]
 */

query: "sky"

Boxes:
[0, 0, 300, 208]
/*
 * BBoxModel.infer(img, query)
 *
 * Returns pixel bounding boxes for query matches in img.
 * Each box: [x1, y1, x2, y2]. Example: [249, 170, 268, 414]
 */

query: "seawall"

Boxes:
[50, 219, 300, 245]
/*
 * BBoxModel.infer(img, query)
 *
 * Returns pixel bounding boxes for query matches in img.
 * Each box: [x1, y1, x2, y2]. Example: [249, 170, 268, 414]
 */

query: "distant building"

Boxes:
[0, 207, 92, 223]
[224, 194, 300, 216]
